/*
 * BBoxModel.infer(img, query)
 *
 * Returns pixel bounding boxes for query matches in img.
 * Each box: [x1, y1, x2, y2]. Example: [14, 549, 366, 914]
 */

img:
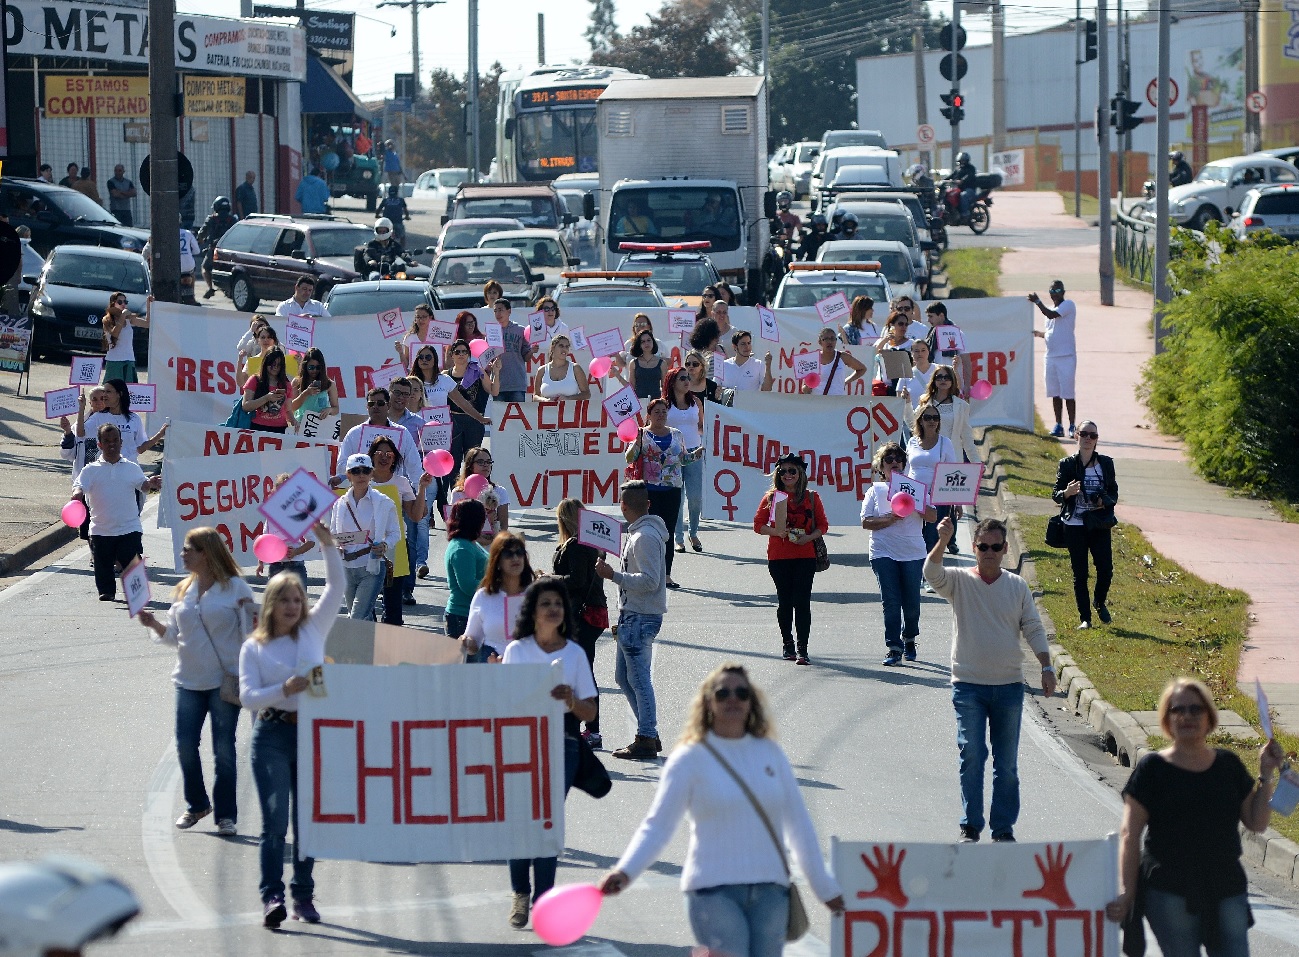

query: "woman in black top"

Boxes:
[1051, 420, 1119, 629]
[551, 498, 608, 749]
[445, 337, 499, 481]
[618, 329, 668, 400]
[1107, 677, 1282, 957]
[682, 349, 721, 404]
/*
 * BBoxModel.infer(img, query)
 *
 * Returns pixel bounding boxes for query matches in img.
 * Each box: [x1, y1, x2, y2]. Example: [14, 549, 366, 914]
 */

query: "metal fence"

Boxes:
[1115, 204, 1154, 286]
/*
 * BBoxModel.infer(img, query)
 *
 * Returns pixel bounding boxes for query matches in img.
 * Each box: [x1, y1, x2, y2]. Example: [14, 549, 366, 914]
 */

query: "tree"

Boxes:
[596, 0, 739, 78]
[585, 0, 619, 58]
[402, 63, 504, 173]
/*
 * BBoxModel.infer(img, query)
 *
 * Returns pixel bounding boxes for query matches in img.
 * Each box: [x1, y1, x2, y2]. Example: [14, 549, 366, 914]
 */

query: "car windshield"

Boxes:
[443, 222, 518, 250]
[617, 259, 717, 296]
[434, 254, 528, 285]
[438, 170, 470, 188]
[47, 252, 148, 294]
[795, 144, 819, 163]
[841, 212, 915, 245]
[556, 287, 662, 308]
[457, 197, 558, 228]
[776, 279, 887, 309]
[325, 287, 431, 316]
[558, 191, 586, 217]
[310, 226, 372, 257]
[1254, 192, 1299, 214]
[817, 250, 910, 283]
[48, 189, 120, 224]
[479, 236, 566, 269]
[1195, 165, 1230, 184]
[608, 187, 741, 252]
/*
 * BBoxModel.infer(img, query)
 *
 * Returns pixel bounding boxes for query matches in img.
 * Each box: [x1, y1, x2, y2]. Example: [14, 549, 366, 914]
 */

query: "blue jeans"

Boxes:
[960, 187, 976, 217]
[686, 882, 790, 957]
[175, 686, 240, 821]
[870, 557, 922, 653]
[676, 454, 704, 544]
[952, 681, 1023, 837]
[268, 560, 307, 591]
[509, 735, 579, 901]
[614, 611, 661, 738]
[922, 505, 954, 553]
[343, 565, 383, 620]
[496, 390, 527, 403]
[1144, 888, 1250, 957]
[251, 716, 314, 903]
[406, 513, 429, 593]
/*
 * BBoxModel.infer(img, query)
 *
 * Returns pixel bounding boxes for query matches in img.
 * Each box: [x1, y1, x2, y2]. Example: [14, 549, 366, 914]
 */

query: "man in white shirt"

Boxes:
[719, 330, 773, 392]
[329, 453, 400, 620]
[332, 387, 423, 489]
[70, 424, 162, 601]
[276, 275, 331, 319]
[1029, 280, 1078, 438]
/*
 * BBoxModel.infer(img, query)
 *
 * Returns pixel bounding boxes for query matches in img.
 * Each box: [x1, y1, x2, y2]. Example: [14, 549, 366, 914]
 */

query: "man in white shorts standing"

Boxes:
[1029, 279, 1077, 438]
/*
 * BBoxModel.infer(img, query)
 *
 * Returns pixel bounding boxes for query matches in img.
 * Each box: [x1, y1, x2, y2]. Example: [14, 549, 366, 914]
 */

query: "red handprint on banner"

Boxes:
[855, 844, 909, 908]
[1021, 844, 1075, 909]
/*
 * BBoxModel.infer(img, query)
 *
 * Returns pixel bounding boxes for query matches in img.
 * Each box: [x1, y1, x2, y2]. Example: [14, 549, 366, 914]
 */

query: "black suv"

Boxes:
[211, 213, 371, 311]
[0, 177, 149, 257]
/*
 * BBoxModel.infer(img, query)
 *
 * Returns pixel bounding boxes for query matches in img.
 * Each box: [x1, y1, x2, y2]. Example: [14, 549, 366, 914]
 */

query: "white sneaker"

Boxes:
[175, 808, 211, 829]
[216, 819, 237, 836]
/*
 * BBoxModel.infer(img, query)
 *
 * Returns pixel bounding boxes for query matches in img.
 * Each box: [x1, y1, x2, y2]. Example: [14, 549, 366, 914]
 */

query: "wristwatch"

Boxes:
[1041, 665, 1056, 674]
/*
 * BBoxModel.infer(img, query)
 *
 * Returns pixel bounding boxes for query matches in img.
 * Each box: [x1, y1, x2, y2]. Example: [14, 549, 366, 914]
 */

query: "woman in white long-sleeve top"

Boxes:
[238, 523, 341, 930]
[138, 527, 254, 836]
[599, 663, 845, 957]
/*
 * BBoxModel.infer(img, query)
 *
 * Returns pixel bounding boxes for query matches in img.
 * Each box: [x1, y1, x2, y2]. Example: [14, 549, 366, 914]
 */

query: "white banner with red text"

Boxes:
[831, 837, 1118, 957]
[296, 663, 566, 863]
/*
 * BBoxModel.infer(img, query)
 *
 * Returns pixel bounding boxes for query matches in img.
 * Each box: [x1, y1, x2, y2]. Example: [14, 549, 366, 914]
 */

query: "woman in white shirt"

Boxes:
[600, 663, 844, 956]
[463, 531, 536, 660]
[238, 523, 341, 928]
[101, 291, 149, 383]
[532, 334, 590, 401]
[138, 527, 254, 837]
[802, 327, 867, 396]
[77, 378, 165, 462]
[913, 365, 980, 515]
[329, 453, 400, 620]
[449, 447, 511, 546]
[862, 442, 937, 666]
[873, 312, 915, 395]
[665, 365, 705, 553]
[906, 399, 961, 555]
[501, 577, 598, 930]
[897, 338, 936, 409]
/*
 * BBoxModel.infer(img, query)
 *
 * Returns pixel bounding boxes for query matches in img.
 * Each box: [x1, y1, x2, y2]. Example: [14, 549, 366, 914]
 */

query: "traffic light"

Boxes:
[940, 91, 966, 124]
[1083, 19, 1098, 63]
[1109, 96, 1143, 133]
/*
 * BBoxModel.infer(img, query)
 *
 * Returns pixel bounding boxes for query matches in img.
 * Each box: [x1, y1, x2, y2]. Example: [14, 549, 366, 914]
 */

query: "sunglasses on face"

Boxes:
[113, 297, 127, 305]
[418, 353, 435, 361]
[675, 375, 691, 383]
[920, 413, 941, 422]
[778, 467, 801, 476]
[367, 400, 388, 407]
[543, 305, 558, 313]
[933, 374, 952, 381]
[713, 686, 752, 702]
[451, 349, 469, 356]
[976, 541, 1006, 552]
[1078, 430, 1099, 439]
[1168, 703, 1206, 717]
[304, 363, 321, 371]
[684, 361, 702, 368]
[348, 466, 373, 475]
[501, 547, 526, 558]
[882, 454, 905, 464]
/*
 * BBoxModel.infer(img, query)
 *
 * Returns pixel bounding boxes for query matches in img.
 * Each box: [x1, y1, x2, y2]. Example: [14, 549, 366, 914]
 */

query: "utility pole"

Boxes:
[991, 0, 1005, 152]
[1098, 0, 1113, 305]
[912, 0, 929, 167]
[1153, 0, 1172, 332]
[148, 0, 180, 303]
[1116, 0, 1125, 201]
[467, 0, 480, 180]
[538, 13, 545, 64]
[377, 0, 445, 95]
[1243, 0, 1261, 153]
[1073, 0, 1082, 218]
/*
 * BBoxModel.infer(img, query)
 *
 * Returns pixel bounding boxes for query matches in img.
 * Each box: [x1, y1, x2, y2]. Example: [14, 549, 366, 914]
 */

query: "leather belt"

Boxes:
[259, 708, 298, 725]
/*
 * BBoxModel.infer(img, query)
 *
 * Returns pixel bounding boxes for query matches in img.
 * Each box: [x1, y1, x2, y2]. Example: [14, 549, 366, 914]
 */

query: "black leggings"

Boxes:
[1064, 523, 1113, 623]
[647, 486, 683, 577]
[768, 557, 816, 655]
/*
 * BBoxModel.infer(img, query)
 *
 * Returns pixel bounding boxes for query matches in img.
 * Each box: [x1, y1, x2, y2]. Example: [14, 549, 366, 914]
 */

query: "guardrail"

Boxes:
[1115, 203, 1154, 286]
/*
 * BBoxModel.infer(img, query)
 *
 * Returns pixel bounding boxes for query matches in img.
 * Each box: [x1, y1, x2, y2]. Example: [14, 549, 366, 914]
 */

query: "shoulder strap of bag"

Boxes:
[701, 738, 790, 877]
[193, 591, 235, 678]
[823, 352, 842, 396]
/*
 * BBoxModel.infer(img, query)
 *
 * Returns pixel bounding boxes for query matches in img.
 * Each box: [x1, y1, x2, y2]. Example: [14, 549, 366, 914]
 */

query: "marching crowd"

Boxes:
[32, 276, 1283, 957]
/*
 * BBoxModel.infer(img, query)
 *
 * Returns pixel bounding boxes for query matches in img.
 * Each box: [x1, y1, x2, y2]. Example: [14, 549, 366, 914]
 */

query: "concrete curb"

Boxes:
[977, 428, 1291, 882]
[0, 522, 78, 576]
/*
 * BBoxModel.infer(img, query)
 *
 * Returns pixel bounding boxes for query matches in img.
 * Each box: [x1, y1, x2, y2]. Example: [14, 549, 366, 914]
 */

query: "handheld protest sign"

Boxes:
[568, 326, 588, 352]
[69, 356, 104, 386]
[285, 314, 315, 353]
[127, 383, 157, 413]
[667, 309, 696, 335]
[258, 466, 335, 544]
[757, 305, 780, 342]
[577, 508, 623, 555]
[483, 321, 505, 349]
[815, 291, 851, 325]
[528, 310, 548, 345]
[586, 328, 623, 359]
[122, 557, 151, 619]
[888, 472, 929, 509]
[419, 421, 452, 455]
[935, 324, 967, 354]
[792, 351, 820, 380]
[601, 384, 642, 427]
[930, 462, 983, 506]
[377, 307, 406, 340]
[44, 386, 80, 419]
[369, 362, 407, 390]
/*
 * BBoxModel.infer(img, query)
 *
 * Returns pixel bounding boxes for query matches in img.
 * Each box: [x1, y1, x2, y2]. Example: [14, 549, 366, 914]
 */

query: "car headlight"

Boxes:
[120, 237, 141, 251]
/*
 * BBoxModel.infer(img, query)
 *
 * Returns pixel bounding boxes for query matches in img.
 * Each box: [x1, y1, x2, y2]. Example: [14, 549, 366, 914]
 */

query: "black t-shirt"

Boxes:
[1123, 750, 1254, 898]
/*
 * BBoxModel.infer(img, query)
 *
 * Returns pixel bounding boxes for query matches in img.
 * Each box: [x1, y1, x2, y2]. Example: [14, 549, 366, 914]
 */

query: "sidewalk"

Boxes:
[991, 191, 1299, 728]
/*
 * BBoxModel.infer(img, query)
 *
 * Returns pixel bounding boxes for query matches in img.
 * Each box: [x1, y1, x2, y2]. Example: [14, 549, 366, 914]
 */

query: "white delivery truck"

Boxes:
[590, 76, 772, 302]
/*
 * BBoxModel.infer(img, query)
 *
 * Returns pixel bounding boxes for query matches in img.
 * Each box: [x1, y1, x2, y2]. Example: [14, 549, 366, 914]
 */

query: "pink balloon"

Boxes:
[532, 883, 603, 946]
[469, 339, 490, 358]
[253, 534, 289, 564]
[801, 371, 822, 389]
[588, 356, 612, 379]
[969, 379, 993, 401]
[617, 418, 640, 442]
[463, 474, 490, 499]
[523, 325, 532, 341]
[423, 449, 455, 477]
[890, 492, 916, 518]
[61, 500, 87, 528]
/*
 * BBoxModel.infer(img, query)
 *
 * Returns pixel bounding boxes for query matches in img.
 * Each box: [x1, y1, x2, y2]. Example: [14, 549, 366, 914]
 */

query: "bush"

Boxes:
[1140, 225, 1299, 498]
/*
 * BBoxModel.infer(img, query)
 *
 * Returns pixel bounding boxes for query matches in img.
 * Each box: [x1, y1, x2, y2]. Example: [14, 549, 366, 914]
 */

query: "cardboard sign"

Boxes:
[69, 356, 104, 386]
[258, 466, 337, 544]
[121, 557, 151, 618]
[568, 326, 588, 352]
[357, 424, 406, 457]
[483, 321, 504, 349]
[369, 362, 408, 390]
[127, 383, 157, 413]
[420, 405, 452, 426]
[577, 507, 623, 554]
[325, 617, 466, 666]
[792, 351, 821, 380]
[757, 305, 779, 342]
[929, 461, 984, 506]
[935, 324, 967, 354]
[504, 594, 521, 642]
[888, 472, 929, 508]
[428, 320, 459, 346]
[601, 384, 642, 427]
[419, 421, 453, 455]
[768, 489, 788, 525]
[667, 309, 696, 335]
[296, 663, 566, 863]
[814, 291, 851, 324]
[44, 386, 80, 419]
[527, 310, 547, 344]
[285, 314, 315, 353]
[586, 328, 623, 359]
[1257, 678, 1274, 741]
[377, 307, 406, 340]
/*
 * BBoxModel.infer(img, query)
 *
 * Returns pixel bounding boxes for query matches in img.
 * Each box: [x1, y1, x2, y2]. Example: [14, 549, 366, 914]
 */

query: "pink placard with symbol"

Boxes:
[377, 307, 406, 340]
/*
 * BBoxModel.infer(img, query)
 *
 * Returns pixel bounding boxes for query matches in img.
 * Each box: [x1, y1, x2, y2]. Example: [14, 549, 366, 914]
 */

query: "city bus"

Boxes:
[495, 65, 646, 183]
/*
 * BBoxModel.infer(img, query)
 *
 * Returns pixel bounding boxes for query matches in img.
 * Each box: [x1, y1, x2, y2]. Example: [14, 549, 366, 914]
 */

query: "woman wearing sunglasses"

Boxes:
[862, 442, 936, 666]
[289, 348, 339, 427]
[1107, 678, 1283, 957]
[599, 663, 844, 955]
[241, 347, 296, 434]
[753, 453, 827, 664]
[463, 531, 536, 662]
[449, 448, 511, 546]
[681, 348, 721, 404]
[906, 400, 960, 555]
[872, 312, 915, 396]
[101, 291, 149, 383]
[240, 324, 301, 380]
[1051, 420, 1119, 629]
[802, 327, 867, 396]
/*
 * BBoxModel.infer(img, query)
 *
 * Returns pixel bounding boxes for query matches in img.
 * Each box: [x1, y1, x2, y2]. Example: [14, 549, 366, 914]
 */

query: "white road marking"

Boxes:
[140, 746, 220, 926]
[1021, 698, 1124, 815]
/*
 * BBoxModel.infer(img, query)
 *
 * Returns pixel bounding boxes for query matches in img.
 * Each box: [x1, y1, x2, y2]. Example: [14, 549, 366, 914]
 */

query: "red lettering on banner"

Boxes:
[943, 911, 989, 957]
[449, 719, 496, 824]
[494, 717, 544, 824]
[965, 352, 1010, 387]
[991, 910, 1043, 957]
[357, 720, 402, 825]
[355, 367, 374, 396]
[174, 476, 270, 521]
[508, 470, 621, 508]
[313, 719, 357, 823]
[1046, 910, 1092, 957]
[584, 432, 600, 455]
[239, 522, 265, 554]
[403, 720, 449, 824]
[498, 403, 532, 431]
[175, 357, 239, 395]
[894, 911, 940, 957]
[176, 357, 196, 392]
[538, 716, 553, 827]
[587, 469, 619, 502]
[509, 473, 545, 507]
[844, 910, 889, 957]
[327, 367, 347, 399]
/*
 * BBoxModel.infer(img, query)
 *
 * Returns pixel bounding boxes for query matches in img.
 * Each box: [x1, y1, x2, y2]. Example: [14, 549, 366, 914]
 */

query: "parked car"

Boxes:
[412, 167, 472, 209]
[1228, 183, 1299, 240]
[551, 271, 667, 309]
[613, 241, 726, 306]
[429, 249, 543, 310]
[772, 262, 891, 310]
[476, 229, 579, 295]
[433, 217, 525, 259]
[211, 213, 370, 312]
[322, 279, 433, 317]
[29, 246, 150, 361]
[815, 239, 919, 302]
[772, 141, 821, 198]
[1168, 154, 1299, 229]
[0, 177, 149, 257]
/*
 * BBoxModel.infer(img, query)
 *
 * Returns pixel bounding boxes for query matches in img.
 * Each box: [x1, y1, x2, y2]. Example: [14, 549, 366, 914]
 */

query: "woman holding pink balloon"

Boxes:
[800, 327, 866, 396]
[449, 448, 511, 546]
[532, 334, 591, 401]
[599, 663, 844, 955]
[861, 442, 937, 666]
[625, 398, 696, 588]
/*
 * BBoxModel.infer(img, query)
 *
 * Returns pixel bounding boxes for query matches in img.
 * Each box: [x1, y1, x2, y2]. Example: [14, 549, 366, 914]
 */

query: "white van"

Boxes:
[811, 147, 903, 197]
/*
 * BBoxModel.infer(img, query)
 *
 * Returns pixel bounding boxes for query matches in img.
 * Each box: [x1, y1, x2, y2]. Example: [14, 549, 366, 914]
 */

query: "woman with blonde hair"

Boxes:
[906, 398, 960, 555]
[238, 523, 341, 928]
[532, 334, 591, 400]
[138, 527, 254, 837]
[600, 663, 844, 956]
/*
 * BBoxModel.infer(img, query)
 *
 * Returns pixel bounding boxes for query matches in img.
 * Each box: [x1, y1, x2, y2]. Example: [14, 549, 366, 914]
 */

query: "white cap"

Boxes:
[346, 453, 373, 471]
[0, 857, 140, 956]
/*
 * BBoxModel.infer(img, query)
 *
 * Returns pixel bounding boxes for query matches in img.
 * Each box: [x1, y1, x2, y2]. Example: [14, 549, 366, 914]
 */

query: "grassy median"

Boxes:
[940, 248, 1005, 299]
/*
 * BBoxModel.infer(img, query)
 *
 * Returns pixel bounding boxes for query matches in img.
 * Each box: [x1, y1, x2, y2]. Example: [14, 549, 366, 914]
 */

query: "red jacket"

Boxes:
[753, 489, 828, 560]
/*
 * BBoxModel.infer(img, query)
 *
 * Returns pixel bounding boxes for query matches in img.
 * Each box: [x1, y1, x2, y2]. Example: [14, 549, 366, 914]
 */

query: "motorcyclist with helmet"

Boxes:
[799, 213, 830, 260]
[774, 190, 801, 242]
[909, 163, 938, 216]
[953, 151, 978, 220]
[0, 856, 139, 956]
[363, 218, 406, 279]
[1169, 150, 1194, 187]
[829, 211, 860, 241]
[197, 196, 239, 299]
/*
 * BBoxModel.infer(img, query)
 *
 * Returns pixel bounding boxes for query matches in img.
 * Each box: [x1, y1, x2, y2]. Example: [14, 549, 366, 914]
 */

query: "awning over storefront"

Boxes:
[302, 55, 372, 120]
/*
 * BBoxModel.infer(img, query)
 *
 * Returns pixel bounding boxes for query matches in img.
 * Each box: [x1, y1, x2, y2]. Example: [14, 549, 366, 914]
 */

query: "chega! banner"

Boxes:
[832, 838, 1118, 957]
[297, 663, 566, 863]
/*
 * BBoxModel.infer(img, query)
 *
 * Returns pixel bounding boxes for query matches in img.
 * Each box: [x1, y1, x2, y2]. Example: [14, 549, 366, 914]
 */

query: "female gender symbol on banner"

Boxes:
[845, 407, 874, 460]
[713, 469, 741, 520]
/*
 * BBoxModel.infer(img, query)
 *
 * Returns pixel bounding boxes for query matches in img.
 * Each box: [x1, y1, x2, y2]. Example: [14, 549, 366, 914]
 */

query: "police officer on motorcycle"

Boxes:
[799, 213, 830, 260]
[1169, 150, 1194, 187]
[364, 218, 406, 279]
[954, 152, 978, 220]
[197, 197, 238, 299]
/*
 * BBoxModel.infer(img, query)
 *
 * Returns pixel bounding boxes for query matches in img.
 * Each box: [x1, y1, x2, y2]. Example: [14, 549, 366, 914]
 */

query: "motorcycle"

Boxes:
[368, 256, 409, 281]
[941, 172, 999, 234]
[179, 270, 198, 306]
[761, 218, 793, 303]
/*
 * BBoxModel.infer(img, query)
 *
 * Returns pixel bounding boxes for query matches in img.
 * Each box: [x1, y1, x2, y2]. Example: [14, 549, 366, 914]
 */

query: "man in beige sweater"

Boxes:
[925, 516, 1056, 844]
